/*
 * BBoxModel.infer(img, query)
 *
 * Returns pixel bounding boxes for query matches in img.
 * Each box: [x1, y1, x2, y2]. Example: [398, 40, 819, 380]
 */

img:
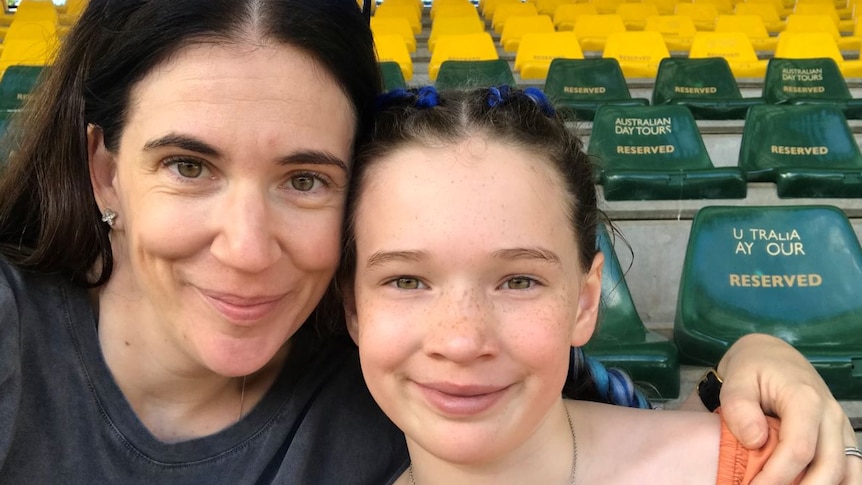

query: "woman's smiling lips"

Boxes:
[415, 381, 512, 417]
[198, 288, 287, 323]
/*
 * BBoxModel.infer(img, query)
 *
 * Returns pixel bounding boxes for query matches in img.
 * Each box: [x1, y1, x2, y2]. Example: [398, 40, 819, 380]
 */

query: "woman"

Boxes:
[0, 1, 854, 483]
[339, 86, 861, 484]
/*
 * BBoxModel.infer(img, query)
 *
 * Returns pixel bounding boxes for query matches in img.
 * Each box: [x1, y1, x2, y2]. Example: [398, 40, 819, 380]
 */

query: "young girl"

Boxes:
[338, 86, 810, 484]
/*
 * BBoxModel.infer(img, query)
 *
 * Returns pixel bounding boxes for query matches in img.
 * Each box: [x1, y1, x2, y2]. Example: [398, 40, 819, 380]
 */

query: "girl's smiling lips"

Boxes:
[414, 381, 512, 417]
[197, 288, 288, 323]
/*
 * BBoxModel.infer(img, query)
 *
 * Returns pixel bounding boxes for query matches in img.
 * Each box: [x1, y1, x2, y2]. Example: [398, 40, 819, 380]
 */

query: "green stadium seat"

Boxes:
[739, 104, 862, 198]
[0, 65, 43, 112]
[653, 58, 763, 119]
[762, 57, 862, 120]
[588, 104, 747, 200]
[542, 58, 648, 122]
[434, 59, 516, 90]
[584, 225, 681, 400]
[379, 61, 407, 91]
[674, 205, 862, 399]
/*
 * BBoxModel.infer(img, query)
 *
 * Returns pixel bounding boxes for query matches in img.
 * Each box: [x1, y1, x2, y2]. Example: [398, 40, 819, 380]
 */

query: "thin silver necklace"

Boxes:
[408, 405, 578, 484]
[237, 375, 247, 423]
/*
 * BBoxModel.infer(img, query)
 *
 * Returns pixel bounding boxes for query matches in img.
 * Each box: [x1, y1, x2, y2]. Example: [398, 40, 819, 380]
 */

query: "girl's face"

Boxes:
[347, 135, 603, 465]
[89, 42, 355, 377]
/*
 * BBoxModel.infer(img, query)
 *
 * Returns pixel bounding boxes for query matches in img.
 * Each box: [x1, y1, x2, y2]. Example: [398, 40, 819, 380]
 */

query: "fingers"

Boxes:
[795, 401, 849, 485]
[717, 379, 769, 449]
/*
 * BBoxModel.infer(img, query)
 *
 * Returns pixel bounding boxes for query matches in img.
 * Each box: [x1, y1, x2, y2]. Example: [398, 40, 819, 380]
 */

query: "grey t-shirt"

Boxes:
[0, 259, 408, 484]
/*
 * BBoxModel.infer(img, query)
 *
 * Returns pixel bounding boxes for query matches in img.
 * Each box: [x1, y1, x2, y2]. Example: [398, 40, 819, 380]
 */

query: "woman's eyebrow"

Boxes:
[365, 250, 428, 270]
[278, 151, 349, 172]
[491, 247, 562, 266]
[143, 133, 221, 157]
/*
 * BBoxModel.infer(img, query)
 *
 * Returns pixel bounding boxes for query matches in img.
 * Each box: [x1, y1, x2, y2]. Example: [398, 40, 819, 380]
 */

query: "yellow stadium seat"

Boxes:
[784, 14, 859, 50]
[645, 15, 698, 51]
[482, 0, 521, 19]
[643, 0, 681, 15]
[492, 3, 539, 34]
[553, 3, 599, 30]
[431, 0, 475, 19]
[371, 17, 417, 53]
[432, 3, 481, 21]
[428, 15, 486, 53]
[0, 21, 59, 73]
[715, 14, 777, 52]
[689, 32, 768, 77]
[428, 32, 499, 80]
[374, 4, 422, 35]
[674, 2, 719, 31]
[589, 0, 625, 14]
[500, 14, 555, 52]
[775, 31, 862, 77]
[373, 33, 413, 81]
[574, 14, 627, 51]
[745, 0, 791, 18]
[537, 0, 577, 16]
[694, 0, 734, 15]
[733, 3, 785, 34]
[797, 0, 853, 19]
[514, 31, 584, 78]
[616, 2, 660, 30]
[794, 3, 853, 31]
[602, 31, 670, 77]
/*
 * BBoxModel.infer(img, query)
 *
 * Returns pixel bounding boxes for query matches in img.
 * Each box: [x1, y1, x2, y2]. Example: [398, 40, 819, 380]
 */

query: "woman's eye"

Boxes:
[290, 173, 322, 192]
[503, 277, 535, 290]
[165, 158, 207, 179]
[393, 277, 423, 290]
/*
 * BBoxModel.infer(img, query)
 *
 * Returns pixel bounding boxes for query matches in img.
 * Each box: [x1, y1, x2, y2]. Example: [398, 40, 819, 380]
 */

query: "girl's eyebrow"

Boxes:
[365, 250, 429, 269]
[491, 247, 562, 266]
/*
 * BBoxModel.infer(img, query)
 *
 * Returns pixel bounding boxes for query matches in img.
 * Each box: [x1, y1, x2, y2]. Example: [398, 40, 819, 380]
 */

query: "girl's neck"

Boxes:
[403, 401, 576, 485]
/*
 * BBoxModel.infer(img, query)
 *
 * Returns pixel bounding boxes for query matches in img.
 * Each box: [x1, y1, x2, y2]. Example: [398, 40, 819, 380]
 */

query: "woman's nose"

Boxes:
[210, 186, 281, 273]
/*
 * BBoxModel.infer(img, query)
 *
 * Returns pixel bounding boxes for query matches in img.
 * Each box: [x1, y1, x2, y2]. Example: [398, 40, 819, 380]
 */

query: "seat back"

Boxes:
[589, 0, 625, 15]
[644, 15, 697, 51]
[653, 57, 744, 104]
[793, 3, 842, 26]
[374, 3, 422, 35]
[544, 57, 634, 105]
[537, 0, 576, 16]
[379, 61, 407, 91]
[428, 32, 499, 80]
[573, 14, 627, 51]
[674, 205, 862, 398]
[373, 33, 413, 81]
[734, 2, 784, 32]
[500, 14, 555, 52]
[616, 2, 660, 30]
[602, 31, 670, 78]
[689, 31, 761, 63]
[554, 3, 598, 30]
[674, 2, 719, 31]
[0, 64, 42, 111]
[762, 57, 851, 104]
[431, 3, 480, 21]
[739, 104, 862, 178]
[492, 2, 538, 34]
[694, 0, 734, 15]
[784, 13, 841, 40]
[715, 14, 770, 39]
[775, 32, 844, 65]
[435, 59, 515, 90]
[371, 16, 416, 53]
[514, 31, 583, 80]
[428, 15, 486, 53]
[588, 104, 714, 171]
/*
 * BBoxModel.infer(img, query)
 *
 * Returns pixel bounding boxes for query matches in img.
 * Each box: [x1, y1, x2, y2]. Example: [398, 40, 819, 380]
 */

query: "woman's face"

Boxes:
[347, 135, 603, 465]
[89, 42, 355, 377]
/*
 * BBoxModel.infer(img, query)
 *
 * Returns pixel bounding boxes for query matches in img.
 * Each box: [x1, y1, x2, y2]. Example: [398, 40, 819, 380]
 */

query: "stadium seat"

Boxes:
[674, 205, 862, 399]
[602, 31, 670, 78]
[714, 14, 777, 52]
[792, 3, 854, 34]
[689, 32, 768, 78]
[616, 2, 660, 30]
[373, 34, 413, 81]
[674, 2, 719, 31]
[695, 0, 734, 15]
[428, 32, 499, 81]
[431, 3, 480, 21]
[427, 16, 486, 54]
[644, 15, 698, 52]
[796, 0, 853, 20]
[379, 61, 407, 91]
[554, 3, 599, 31]
[762, 57, 862, 118]
[783, 14, 859, 50]
[590, 0, 625, 15]
[584, 225, 681, 401]
[492, 2, 539, 34]
[652, 57, 764, 119]
[500, 14, 555, 52]
[0, 20, 59, 74]
[537, 0, 577, 16]
[435, 59, 516, 90]
[371, 16, 417, 53]
[573, 14, 627, 52]
[514, 31, 584, 80]
[739, 104, 862, 197]
[374, 3, 422, 35]
[542, 58, 649, 121]
[588, 104, 747, 200]
[482, 0, 521, 18]
[746, 0, 792, 18]
[643, 0, 680, 15]
[775, 32, 862, 78]
[0, 65, 42, 111]
[733, 2, 786, 34]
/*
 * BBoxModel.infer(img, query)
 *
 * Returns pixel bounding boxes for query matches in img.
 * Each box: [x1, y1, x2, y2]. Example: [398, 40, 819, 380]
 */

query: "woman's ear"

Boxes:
[88, 124, 120, 225]
[571, 252, 604, 347]
[340, 279, 360, 345]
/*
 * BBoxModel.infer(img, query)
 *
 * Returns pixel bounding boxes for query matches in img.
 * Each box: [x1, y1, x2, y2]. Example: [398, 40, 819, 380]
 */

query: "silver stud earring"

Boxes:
[101, 208, 117, 227]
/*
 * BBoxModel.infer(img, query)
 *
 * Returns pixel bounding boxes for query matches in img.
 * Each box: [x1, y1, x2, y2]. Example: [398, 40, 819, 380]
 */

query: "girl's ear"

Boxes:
[88, 124, 121, 227]
[341, 280, 360, 345]
[571, 252, 604, 347]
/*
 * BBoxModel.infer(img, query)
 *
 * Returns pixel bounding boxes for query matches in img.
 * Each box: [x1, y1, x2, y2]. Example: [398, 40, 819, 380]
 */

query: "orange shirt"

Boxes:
[716, 412, 804, 485]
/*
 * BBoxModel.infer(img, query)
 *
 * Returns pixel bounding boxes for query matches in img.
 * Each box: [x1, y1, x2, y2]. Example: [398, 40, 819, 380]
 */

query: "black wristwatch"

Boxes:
[697, 368, 723, 412]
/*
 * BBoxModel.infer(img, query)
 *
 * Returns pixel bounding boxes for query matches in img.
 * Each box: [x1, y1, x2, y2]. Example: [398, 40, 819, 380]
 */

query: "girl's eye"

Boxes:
[290, 173, 324, 192]
[502, 276, 536, 290]
[392, 277, 423, 290]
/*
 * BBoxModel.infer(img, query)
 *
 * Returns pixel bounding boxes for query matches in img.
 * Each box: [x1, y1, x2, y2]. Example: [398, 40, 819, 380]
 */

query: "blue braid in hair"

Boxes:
[567, 347, 651, 409]
[375, 86, 440, 112]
